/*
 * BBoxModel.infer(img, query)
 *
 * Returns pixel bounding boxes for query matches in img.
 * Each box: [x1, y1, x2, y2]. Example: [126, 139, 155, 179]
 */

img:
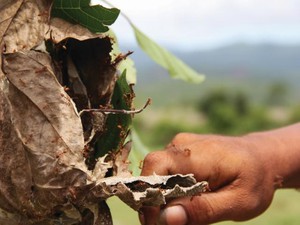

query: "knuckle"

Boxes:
[171, 132, 192, 144]
[143, 152, 163, 167]
[142, 151, 171, 175]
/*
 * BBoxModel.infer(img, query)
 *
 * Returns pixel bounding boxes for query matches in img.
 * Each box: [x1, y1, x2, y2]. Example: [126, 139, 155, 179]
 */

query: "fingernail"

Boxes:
[158, 205, 188, 225]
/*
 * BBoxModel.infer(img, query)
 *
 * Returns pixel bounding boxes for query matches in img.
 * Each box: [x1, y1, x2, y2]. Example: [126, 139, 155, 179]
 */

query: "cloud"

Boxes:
[92, 0, 300, 49]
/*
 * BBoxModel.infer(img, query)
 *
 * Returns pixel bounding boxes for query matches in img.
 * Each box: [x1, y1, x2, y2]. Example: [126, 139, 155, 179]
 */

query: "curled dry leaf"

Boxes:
[96, 174, 209, 211]
[0, 1, 209, 224]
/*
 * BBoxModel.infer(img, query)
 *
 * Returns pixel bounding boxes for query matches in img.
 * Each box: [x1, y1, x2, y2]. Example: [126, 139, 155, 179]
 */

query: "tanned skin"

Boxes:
[139, 123, 300, 225]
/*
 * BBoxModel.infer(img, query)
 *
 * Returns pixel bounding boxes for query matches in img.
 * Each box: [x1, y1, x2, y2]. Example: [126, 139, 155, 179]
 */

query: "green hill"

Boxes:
[125, 43, 300, 107]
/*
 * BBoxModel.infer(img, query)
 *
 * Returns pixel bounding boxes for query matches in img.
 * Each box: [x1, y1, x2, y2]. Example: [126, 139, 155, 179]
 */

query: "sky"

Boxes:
[92, 0, 300, 50]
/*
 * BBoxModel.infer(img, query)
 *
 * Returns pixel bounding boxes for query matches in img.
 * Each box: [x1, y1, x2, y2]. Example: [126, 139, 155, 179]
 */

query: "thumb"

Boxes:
[158, 190, 255, 225]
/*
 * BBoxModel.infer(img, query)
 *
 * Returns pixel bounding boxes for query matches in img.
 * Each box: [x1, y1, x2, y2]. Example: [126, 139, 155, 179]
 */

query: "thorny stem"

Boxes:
[79, 98, 151, 116]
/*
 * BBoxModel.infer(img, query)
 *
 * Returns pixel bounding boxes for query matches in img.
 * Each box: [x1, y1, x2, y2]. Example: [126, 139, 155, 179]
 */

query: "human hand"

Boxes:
[139, 133, 279, 225]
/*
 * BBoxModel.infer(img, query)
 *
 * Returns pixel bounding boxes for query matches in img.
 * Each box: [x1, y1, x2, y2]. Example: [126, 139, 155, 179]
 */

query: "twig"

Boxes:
[79, 98, 151, 116]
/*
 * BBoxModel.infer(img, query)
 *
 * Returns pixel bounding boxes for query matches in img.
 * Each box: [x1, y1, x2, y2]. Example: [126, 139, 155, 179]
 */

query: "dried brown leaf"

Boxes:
[0, 1, 209, 224]
[0, 0, 23, 42]
[3, 51, 86, 169]
[94, 174, 209, 210]
[113, 141, 132, 177]
[2, 1, 49, 53]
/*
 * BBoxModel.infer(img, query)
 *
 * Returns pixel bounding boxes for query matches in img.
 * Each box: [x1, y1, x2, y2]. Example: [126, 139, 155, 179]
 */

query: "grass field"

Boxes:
[108, 189, 300, 225]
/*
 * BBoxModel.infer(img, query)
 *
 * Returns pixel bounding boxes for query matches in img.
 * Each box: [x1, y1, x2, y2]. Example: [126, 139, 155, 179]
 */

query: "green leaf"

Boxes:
[131, 25, 205, 84]
[106, 29, 137, 84]
[117, 53, 137, 84]
[94, 70, 133, 158]
[51, 0, 120, 33]
[129, 127, 150, 176]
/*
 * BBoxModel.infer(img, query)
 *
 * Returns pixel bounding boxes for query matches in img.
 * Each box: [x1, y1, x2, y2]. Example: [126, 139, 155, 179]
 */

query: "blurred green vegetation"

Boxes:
[196, 89, 275, 134]
[133, 80, 299, 149]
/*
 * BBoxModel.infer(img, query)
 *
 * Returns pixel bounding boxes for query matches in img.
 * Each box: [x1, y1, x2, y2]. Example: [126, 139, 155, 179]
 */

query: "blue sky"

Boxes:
[93, 0, 300, 50]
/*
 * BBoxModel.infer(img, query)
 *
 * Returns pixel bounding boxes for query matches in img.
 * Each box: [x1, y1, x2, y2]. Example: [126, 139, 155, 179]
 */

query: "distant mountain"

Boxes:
[185, 43, 300, 78]
[122, 43, 300, 106]
[127, 43, 300, 80]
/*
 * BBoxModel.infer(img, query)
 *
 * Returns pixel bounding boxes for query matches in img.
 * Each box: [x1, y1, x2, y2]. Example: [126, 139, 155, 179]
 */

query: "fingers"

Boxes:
[170, 191, 238, 224]
[154, 187, 263, 225]
[141, 150, 172, 176]
[158, 205, 188, 225]
[139, 206, 160, 225]
[167, 133, 206, 147]
[139, 188, 250, 225]
[140, 132, 199, 176]
[141, 144, 201, 177]
[139, 133, 275, 225]
[142, 133, 215, 177]
[141, 133, 203, 177]
[141, 141, 239, 190]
